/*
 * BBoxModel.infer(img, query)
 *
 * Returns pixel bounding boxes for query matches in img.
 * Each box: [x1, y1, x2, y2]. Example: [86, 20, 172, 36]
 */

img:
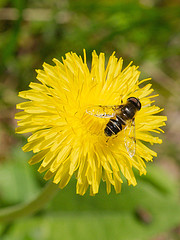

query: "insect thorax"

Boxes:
[121, 102, 137, 120]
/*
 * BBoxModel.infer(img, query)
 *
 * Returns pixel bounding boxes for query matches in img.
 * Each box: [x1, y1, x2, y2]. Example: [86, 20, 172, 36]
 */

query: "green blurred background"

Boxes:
[0, 0, 180, 239]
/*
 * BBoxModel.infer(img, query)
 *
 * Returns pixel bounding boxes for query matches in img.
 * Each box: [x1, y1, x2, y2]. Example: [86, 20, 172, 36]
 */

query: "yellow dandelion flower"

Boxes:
[15, 50, 167, 195]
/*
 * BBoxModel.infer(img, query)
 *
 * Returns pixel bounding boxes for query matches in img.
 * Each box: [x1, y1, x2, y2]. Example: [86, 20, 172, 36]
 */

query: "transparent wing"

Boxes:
[86, 105, 123, 118]
[124, 118, 136, 158]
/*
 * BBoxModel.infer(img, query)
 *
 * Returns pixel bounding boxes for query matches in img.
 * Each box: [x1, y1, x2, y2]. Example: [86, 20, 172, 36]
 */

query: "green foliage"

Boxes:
[0, 148, 39, 204]
[0, 149, 180, 239]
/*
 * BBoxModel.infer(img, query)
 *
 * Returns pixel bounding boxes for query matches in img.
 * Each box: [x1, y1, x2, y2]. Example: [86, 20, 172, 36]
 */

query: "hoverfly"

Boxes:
[86, 97, 141, 157]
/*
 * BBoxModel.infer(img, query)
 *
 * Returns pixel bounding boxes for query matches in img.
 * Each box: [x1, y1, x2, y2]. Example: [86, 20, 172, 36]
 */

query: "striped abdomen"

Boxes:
[104, 115, 125, 137]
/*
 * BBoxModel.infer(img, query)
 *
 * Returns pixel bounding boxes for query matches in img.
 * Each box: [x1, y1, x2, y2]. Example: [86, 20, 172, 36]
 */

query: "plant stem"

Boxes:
[0, 181, 59, 223]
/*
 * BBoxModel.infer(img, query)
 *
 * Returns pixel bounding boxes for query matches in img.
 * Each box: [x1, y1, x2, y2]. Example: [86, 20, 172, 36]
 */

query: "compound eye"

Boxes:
[127, 97, 141, 110]
[137, 101, 141, 110]
[136, 99, 141, 110]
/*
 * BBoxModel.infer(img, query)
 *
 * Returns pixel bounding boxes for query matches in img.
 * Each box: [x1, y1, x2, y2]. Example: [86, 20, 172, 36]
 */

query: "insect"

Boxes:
[86, 97, 141, 157]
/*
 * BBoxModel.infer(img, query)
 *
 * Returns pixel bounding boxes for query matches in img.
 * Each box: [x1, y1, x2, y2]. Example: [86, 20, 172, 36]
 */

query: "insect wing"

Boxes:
[86, 105, 122, 118]
[124, 119, 136, 158]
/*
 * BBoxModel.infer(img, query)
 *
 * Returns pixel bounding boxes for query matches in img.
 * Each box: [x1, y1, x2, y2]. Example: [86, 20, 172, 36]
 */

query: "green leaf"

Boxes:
[1, 165, 179, 240]
[0, 148, 40, 204]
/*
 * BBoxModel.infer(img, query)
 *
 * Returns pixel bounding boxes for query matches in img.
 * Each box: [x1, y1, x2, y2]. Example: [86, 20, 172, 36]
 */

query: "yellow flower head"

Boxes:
[15, 50, 167, 195]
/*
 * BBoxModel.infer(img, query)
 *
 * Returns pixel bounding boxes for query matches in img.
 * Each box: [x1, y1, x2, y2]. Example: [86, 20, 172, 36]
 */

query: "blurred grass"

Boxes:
[0, 148, 180, 240]
[0, 0, 180, 239]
